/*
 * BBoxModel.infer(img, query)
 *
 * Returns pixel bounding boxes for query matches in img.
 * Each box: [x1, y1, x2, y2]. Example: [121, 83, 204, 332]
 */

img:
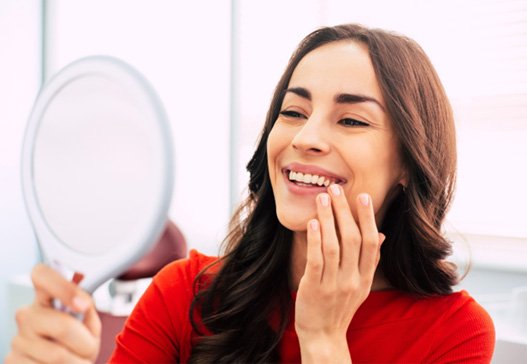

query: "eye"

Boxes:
[279, 110, 306, 119]
[339, 118, 369, 127]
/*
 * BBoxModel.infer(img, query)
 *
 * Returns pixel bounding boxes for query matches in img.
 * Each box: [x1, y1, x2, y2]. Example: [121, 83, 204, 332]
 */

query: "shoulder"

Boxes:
[425, 290, 495, 362]
[357, 289, 490, 322]
[351, 290, 495, 362]
[149, 248, 220, 322]
[153, 249, 219, 293]
[383, 290, 495, 346]
[110, 250, 219, 363]
[425, 290, 494, 331]
[363, 289, 494, 327]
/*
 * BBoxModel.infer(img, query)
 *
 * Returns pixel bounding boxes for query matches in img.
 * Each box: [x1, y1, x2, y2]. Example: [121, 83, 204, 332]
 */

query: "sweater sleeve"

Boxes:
[108, 250, 213, 363]
[428, 291, 496, 363]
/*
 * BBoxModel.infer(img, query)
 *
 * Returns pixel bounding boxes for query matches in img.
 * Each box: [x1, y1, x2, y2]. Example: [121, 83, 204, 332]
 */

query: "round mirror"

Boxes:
[21, 56, 173, 293]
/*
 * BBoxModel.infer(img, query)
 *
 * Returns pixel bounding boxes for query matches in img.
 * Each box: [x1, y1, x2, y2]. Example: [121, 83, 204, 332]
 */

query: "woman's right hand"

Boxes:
[6, 264, 101, 364]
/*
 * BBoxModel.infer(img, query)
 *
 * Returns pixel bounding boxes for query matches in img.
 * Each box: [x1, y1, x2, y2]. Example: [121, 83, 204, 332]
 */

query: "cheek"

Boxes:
[266, 126, 280, 182]
[266, 123, 291, 180]
[342, 142, 403, 215]
[344, 174, 398, 226]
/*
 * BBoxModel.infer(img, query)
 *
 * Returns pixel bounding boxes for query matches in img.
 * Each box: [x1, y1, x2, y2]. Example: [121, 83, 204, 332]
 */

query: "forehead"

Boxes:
[288, 41, 384, 105]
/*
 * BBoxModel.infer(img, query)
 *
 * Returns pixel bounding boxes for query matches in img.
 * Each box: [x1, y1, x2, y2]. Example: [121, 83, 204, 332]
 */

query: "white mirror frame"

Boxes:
[21, 56, 174, 293]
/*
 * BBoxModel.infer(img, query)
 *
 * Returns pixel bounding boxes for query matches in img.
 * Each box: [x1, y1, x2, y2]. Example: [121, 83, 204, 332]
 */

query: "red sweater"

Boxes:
[110, 250, 495, 363]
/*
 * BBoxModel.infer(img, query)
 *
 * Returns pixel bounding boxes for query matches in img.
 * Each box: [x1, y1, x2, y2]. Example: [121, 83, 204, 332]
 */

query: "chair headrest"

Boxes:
[117, 221, 187, 280]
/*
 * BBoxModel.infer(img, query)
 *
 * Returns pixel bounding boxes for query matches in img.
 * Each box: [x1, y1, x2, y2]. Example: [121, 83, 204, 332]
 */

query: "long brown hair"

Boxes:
[188, 23, 457, 363]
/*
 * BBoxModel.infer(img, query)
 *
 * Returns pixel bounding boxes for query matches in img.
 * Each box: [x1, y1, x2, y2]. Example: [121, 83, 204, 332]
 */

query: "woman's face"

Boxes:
[267, 40, 406, 232]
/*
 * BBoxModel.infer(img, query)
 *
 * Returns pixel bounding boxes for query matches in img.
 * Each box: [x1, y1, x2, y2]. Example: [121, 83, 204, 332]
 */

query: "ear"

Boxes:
[398, 168, 408, 189]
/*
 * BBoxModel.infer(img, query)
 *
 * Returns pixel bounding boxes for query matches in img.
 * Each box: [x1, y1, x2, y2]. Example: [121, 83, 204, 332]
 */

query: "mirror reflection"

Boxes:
[34, 74, 163, 255]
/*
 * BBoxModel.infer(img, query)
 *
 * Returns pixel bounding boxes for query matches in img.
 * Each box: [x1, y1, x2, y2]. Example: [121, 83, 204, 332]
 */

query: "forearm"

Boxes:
[299, 334, 352, 364]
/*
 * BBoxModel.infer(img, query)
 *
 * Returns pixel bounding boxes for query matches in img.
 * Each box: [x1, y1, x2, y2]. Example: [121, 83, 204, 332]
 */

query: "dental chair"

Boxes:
[95, 220, 187, 363]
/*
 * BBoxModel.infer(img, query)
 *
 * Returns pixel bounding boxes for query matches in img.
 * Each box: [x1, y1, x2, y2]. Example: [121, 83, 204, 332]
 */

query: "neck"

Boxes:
[289, 231, 391, 291]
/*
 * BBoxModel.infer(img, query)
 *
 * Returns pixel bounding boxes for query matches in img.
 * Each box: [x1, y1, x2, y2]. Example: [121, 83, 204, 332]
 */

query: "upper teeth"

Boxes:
[289, 171, 332, 187]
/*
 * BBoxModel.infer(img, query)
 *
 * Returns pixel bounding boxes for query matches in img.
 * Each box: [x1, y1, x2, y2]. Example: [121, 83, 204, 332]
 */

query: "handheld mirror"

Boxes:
[21, 56, 174, 294]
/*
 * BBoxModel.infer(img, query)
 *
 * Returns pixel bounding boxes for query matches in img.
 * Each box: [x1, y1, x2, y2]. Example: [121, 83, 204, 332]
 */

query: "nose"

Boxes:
[291, 115, 330, 155]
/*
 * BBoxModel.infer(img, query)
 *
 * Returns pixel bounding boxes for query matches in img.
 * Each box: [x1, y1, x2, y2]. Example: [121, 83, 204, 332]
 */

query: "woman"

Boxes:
[8, 24, 495, 363]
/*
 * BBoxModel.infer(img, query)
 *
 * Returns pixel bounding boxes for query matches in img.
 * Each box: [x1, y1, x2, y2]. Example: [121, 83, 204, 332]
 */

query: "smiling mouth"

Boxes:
[285, 169, 346, 187]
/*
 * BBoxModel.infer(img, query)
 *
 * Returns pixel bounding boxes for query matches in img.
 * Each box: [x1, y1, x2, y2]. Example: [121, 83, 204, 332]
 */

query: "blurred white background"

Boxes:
[1, 0, 526, 360]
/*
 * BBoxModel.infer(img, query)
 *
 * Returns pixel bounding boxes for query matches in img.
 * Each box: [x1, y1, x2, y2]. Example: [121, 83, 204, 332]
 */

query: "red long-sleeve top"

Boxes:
[110, 250, 495, 363]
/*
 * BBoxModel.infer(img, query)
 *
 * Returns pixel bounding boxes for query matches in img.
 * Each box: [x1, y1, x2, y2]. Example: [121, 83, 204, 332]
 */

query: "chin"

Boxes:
[275, 206, 315, 232]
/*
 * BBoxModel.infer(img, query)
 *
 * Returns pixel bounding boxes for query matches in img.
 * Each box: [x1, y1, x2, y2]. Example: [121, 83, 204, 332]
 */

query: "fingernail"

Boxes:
[71, 272, 84, 285]
[309, 219, 319, 231]
[320, 194, 329, 207]
[329, 184, 340, 196]
[73, 296, 90, 311]
[359, 193, 369, 206]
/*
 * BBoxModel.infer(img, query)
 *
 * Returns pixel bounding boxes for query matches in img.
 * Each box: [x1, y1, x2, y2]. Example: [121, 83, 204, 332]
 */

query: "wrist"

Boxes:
[298, 333, 351, 364]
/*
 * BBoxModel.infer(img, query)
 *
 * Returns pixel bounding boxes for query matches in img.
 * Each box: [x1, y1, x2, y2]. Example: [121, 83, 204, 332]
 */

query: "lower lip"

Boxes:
[282, 170, 330, 195]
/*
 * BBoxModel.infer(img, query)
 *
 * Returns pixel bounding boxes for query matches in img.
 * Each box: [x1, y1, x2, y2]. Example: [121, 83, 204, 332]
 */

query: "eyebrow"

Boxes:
[284, 87, 385, 112]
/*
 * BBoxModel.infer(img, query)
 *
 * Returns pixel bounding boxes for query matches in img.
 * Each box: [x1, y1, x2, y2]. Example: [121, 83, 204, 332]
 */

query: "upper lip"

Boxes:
[282, 162, 347, 184]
